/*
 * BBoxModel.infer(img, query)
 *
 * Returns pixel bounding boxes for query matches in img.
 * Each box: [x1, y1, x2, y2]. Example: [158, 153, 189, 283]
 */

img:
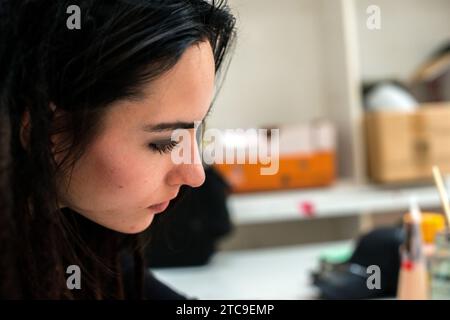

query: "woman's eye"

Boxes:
[149, 140, 179, 154]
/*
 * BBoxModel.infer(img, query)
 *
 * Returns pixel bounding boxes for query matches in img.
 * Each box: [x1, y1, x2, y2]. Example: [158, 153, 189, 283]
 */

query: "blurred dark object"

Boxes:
[145, 166, 233, 268]
[410, 42, 450, 103]
[312, 226, 404, 299]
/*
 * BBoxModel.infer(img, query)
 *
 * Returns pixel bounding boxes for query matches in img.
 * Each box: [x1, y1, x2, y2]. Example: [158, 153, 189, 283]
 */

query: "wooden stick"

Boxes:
[432, 166, 450, 228]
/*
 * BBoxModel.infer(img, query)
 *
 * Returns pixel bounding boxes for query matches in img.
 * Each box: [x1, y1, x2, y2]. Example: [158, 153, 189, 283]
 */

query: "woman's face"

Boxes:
[58, 41, 214, 234]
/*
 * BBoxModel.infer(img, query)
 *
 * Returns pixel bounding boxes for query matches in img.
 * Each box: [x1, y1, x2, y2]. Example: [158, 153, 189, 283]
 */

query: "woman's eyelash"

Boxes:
[149, 140, 179, 154]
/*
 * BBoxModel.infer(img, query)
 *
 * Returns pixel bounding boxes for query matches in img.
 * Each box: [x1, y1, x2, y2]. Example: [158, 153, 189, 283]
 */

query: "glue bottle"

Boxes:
[397, 198, 429, 300]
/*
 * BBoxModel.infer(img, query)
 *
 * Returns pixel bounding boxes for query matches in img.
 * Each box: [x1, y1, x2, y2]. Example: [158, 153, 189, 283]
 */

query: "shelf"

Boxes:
[227, 181, 445, 225]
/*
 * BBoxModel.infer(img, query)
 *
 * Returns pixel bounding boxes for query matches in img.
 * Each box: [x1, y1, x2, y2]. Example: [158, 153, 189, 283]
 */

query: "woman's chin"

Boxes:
[119, 214, 155, 234]
[96, 213, 155, 234]
[72, 207, 157, 234]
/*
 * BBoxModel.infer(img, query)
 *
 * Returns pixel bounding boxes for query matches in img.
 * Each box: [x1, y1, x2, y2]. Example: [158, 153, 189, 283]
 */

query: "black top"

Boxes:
[143, 271, 189, 300]
[121, 253, 189, 300]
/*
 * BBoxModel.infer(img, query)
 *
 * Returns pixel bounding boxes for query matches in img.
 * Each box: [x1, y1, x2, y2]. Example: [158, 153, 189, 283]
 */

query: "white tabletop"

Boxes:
[151, 240, 353, 300]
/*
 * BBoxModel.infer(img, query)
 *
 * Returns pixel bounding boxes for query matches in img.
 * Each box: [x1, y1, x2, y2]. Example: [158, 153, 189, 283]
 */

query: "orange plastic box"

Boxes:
[212, 121, 336, 193]
[214, 151, 335, 193]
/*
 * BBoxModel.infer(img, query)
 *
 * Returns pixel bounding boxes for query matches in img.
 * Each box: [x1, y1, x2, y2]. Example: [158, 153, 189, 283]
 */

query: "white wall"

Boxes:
[209, 0, 327, 129]
[355, 0, 450, 81]
[207, 0, 450, 179]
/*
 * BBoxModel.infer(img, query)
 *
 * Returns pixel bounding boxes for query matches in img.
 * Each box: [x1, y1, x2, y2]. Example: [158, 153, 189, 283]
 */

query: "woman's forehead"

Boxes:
[103, 42, 215, 130]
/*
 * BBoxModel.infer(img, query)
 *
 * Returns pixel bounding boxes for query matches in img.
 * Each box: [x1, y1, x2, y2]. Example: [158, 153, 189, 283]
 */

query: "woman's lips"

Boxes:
[147, 201, 170, 214]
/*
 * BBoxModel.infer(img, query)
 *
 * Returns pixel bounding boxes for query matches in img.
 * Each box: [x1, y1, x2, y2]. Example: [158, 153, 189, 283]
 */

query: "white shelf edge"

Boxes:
[227, 181, 444, 225]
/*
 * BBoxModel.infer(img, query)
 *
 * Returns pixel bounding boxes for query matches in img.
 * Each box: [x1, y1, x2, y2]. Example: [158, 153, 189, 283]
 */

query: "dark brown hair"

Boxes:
[0, 0, 235, 299]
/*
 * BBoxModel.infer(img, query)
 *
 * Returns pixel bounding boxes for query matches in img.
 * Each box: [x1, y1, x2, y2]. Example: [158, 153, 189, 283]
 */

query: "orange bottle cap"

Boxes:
[404, 212, 446, 244]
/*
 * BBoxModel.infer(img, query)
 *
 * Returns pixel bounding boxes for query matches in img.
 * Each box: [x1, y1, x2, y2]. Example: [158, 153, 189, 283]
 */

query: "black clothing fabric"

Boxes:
[121, 253, 188, 300]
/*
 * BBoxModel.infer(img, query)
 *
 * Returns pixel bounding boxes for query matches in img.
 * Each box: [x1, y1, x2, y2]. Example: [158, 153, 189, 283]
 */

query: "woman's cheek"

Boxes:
[78, 139, 168, 208]
[103, 153, 168, 200]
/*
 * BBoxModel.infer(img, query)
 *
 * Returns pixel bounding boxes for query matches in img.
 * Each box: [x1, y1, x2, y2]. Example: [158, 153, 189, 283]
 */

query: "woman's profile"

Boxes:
[0, 0, 236, 299]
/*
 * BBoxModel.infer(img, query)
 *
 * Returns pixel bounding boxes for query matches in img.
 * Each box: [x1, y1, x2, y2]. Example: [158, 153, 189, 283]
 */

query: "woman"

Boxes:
[0, 0, 236, 299]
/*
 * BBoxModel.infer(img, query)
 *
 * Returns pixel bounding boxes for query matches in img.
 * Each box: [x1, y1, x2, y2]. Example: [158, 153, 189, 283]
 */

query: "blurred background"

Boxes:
[148, 0, 450, 300]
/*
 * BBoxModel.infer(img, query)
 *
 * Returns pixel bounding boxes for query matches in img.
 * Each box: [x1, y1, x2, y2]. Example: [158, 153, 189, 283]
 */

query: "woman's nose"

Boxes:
[166, 133, 206, 188]
[166, 162, 206, 188]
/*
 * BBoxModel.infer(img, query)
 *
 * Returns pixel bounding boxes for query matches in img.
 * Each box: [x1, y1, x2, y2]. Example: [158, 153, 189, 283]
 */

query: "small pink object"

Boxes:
[299, 201, 316, 217]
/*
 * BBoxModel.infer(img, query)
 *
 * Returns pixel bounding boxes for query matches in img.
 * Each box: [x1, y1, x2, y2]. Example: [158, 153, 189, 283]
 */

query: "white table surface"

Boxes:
[151, 240, 353, 300]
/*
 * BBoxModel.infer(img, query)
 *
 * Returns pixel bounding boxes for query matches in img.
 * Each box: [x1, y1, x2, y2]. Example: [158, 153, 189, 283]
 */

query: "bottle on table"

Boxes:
[430, 229, 450, 299]
[397, 199, 429, 300]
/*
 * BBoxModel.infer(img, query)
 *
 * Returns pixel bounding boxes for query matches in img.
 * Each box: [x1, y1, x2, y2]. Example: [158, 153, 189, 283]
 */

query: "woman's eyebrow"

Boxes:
[142, 121, 196, 132]
[143, 104, 213, 132]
